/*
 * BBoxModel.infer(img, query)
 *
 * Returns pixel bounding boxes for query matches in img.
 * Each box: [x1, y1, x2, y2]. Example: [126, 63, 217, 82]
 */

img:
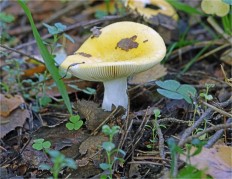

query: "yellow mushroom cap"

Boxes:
[126, 0, 178, 21]
[201, 0, 230, 17]
[60, 21, 166, 82]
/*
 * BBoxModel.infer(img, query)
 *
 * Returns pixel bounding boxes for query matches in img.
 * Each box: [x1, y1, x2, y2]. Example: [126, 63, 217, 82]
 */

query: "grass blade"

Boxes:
[18, 0, 72, 114]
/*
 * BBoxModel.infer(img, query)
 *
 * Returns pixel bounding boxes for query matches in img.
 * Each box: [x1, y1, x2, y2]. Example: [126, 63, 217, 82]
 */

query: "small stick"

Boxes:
[205, 118, 232, 148]
[154, 120, 165, 160]
[183, 123, 232, 145]
[0, 44, 41, 63]
[201, 100, 232, 118]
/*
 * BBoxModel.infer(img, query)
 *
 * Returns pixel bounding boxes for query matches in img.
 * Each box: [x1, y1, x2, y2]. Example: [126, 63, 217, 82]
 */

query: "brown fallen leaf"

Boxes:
[180, 145, 232, 179]
[1, 108, 30, 138]
[22, 65, 46, 78]
[129, 64, 167, 85]
[0, 94, 25, 118]
[76, 100, 111, 131]
[79, 135, 108, 156]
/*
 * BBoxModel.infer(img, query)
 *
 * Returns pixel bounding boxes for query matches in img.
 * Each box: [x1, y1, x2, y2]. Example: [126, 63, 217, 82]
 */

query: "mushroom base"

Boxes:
[102, 77, 128, 111]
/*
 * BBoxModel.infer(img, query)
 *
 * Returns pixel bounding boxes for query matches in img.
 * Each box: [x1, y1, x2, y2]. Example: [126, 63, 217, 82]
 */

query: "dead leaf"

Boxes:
[180, 145, 232, 179]
[22, 65, 46, 78]
[129, 64, 167, 85]
[0, 94, 25, 118]
[76, 100, 111, 131]
[31, 124, 89, 152]
[21, 140, 50, 167]
[90, 26, 102, 38]
[1, 108, 30, 138]
[129, 163, 141, 178]
[79, 135, 108, 156]
[76, 157, 90, 167]
[116, 35, 139, 51]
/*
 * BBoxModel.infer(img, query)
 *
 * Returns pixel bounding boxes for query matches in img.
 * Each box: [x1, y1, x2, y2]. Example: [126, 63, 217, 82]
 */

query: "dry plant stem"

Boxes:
[15, 15, 128, 50]
[201, 101, 232, 118]
[207, 16, 232, 45]
[134, 156, 170, 162]
[117, 118, 133, 155]
[114, 118, 133, 172]
[169, 40, 225, 60]
[154, 120, 165, 160]
[221, 64, 232, 87]
[197, 43, 230, 61]
[133, 117, 190, 125]
[183, 123, 232, 145]
[0, 44, 41, 63]
[128, 161, 167, 166]
[205, 118, 232, 148]
[125, 108, 151, 161]
[158, 118, 190, 124]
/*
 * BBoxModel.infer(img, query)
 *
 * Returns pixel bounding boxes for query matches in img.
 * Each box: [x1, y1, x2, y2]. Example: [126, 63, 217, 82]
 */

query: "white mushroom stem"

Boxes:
[102, 77, 128, 111]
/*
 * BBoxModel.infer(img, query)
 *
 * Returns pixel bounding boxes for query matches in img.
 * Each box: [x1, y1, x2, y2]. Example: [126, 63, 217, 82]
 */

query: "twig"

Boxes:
[91, 107, 118, 136]
[183, 123, 232, 145]
[158, 118, 190, 124]
[178, 108, 213, 147]
[125, 107, 151, 161]
[178, 97, 232, 147]
[173, 97, 232, 177]
[154, 120, 165, 160]
[0, 44, 42, 63]
[201, 100, 232, 118]
[128, 161, 167, 167]
[205, 118, 232, 148]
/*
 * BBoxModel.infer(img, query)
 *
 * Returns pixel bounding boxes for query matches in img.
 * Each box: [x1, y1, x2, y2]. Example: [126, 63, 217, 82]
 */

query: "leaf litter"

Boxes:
[1, 0, 232, 178]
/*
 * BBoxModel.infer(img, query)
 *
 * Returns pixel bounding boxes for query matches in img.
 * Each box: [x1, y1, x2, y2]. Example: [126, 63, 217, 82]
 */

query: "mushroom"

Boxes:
[201, 0, 230, 17]
[126, 0, 178, 21]
[60, 21, 166, 112]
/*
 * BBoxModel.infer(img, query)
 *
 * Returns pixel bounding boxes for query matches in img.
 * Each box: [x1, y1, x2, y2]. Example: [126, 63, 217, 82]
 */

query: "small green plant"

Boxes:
[1, 59, 25, 93]
[0, 12, 15, 43]
[100, 125, 125, 179]
[66, 115, 83, 130]
[43, 22, 74, 55]
[167, 138, 206, 178]
[146, 109, 166, 150]
[39, 150, 77, 179]
[32, 138, 51, 151]
[200, 83, 215, 102]
[68, 84, 96, 95]
[156, 80, 197, 104]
